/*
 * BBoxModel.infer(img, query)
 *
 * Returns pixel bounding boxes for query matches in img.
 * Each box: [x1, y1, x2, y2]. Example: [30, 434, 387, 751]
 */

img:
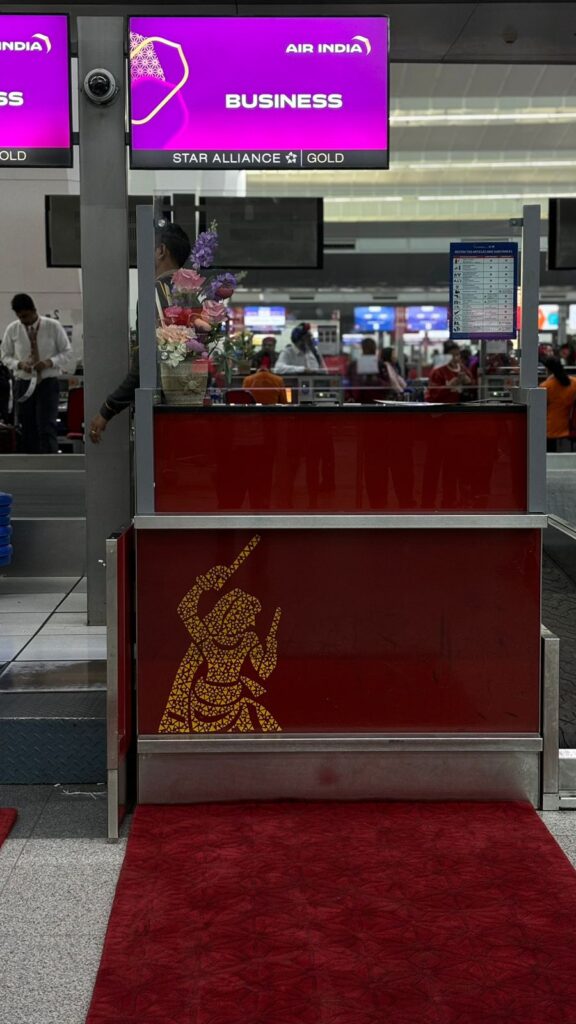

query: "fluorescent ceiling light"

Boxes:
[326, 192, 576, 204]
[405, 159, 576, 171]
[417, 192, 576, 201]
[325, 196, 402, 203]
[391, 111, 576, 125]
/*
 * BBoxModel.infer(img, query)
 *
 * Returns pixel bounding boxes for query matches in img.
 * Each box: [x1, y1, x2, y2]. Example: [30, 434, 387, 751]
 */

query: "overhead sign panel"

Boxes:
[0, 14, 72, 167]
[128, 16, 389, 170]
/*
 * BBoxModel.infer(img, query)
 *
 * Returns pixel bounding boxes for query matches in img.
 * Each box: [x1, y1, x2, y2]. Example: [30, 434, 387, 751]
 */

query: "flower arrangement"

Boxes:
[156, 221, 242, 369]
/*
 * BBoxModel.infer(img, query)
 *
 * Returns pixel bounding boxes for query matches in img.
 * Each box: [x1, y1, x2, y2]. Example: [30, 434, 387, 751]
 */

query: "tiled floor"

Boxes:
[0, 784, 128, 1024]
[0, 576, 106, 681]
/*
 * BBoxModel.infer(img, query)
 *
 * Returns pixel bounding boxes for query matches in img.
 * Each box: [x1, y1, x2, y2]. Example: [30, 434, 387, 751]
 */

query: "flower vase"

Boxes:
[160, 355, 208, 407]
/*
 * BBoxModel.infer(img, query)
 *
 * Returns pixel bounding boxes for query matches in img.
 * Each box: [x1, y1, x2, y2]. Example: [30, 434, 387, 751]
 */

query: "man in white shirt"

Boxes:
[1, 293, 73, 453]
[275, 323, 327, 375]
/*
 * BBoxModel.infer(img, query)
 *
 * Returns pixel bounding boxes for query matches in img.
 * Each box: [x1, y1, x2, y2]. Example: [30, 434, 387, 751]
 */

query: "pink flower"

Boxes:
[172, 268, 205, 293]
[202, 300, 228, 324]
[164, 306, 190, 325]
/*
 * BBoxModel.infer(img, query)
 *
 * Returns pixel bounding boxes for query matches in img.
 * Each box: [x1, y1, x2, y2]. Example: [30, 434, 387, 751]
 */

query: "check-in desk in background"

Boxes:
[107, 400, 550, 833]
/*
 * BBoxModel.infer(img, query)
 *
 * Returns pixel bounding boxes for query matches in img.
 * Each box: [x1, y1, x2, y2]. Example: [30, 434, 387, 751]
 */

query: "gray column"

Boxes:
[78, 18, 130, 624]
[520, 204, 541, 390]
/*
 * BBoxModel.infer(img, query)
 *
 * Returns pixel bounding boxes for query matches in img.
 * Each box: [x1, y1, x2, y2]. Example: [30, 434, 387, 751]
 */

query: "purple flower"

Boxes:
[190, 230, 218, 269]
[206, 272, 238, 299]
[186, 337, 207, 354]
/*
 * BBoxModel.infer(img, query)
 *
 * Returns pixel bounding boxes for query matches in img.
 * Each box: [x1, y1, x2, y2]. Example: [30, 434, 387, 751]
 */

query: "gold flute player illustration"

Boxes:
[159, 536, 282, 734]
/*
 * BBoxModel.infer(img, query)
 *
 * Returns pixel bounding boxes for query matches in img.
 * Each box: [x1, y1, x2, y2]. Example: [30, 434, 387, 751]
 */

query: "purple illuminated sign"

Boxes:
[129, 16, 389, 170]
[0, 15, 71, 168]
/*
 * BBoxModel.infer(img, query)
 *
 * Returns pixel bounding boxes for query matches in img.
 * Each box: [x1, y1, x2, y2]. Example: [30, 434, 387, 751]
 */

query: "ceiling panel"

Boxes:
[391, 122, 576, 154]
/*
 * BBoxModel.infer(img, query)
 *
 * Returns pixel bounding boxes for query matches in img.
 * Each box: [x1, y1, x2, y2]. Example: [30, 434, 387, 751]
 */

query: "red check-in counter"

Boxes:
[132, 403, 546, 805]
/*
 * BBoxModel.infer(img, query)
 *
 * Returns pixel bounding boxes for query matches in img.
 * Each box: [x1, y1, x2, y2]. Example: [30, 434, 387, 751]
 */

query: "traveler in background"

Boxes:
[1, 293, 73, 453]
[425, 343, 473, 403]
[540, 357, 576, 452]
[349, 338, 390, 403]
[259, 336, 278, 369]
[275, 323, 327, 375]
[242, 363, 287, 405]
[432, 344, 451, 368]
[379, 346, 407, 398]
[88, 223, 191, 444]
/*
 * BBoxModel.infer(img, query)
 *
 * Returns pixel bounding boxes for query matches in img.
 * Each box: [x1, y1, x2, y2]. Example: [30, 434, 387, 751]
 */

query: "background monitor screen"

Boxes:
[548, 199, 576, 271]
[128, 16, 389, 170]
[568, 305, 576, 332]
[0, 14, 71, 167]
[354, 306, 396, 332]
[406, 306, 449, 331]
[45, 196, 170, 268]
[244, 307, 286, 330]
[198, 198, 323, 269]
[538, 304, 559, 331]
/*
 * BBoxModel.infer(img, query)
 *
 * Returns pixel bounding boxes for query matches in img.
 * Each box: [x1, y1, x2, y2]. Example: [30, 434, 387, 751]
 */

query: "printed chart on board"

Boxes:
[450, 242, 519, 341]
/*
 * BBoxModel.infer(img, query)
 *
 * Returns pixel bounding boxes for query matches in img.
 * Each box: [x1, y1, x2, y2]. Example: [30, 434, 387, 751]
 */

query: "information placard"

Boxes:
[0, 14, 72, 168]
[450, 242, 518, 341]
[128, 16, 389, 170]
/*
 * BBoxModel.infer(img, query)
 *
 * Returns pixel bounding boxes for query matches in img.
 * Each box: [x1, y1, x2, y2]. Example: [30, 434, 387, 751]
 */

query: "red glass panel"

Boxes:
[136, 529, 540, 735]
[154, 408, 527, 514]
[116, 525, 134, 759]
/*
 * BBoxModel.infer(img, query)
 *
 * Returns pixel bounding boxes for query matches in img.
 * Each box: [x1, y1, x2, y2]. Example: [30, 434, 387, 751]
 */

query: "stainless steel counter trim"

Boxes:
[548, 514, 576, 540]
[138, 734, 543, 754]
[135, 514, 547, 531]
[106, 536, 119, 841]
[541, 627, 560, 801]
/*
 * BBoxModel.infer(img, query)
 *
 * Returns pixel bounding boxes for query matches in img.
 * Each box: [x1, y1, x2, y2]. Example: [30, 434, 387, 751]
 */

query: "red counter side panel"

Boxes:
[136, 529, 541, 736]
[153, 409, 527, 515]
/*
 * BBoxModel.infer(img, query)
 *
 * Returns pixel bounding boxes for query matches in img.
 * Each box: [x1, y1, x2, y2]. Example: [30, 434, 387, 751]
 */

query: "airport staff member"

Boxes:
[88, 223, 191, 444]
[275, 323, 327, 375]
[1, 293, 73, 453]
[425, 343, 473, 404]
[242, 363, 287, 405]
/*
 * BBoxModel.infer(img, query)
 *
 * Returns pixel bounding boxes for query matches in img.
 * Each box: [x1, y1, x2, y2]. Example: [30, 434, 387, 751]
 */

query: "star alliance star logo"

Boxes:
[285, 152, 298, 165]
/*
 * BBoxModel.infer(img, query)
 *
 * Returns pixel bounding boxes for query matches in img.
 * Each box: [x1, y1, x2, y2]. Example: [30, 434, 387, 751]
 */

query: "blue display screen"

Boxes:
[244, 306, 286, 329]
[354, 306, 396, 332]
[406, 306, 449, 331]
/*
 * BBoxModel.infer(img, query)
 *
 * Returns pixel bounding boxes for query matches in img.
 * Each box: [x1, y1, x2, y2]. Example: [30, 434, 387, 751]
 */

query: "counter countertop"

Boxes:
[155, 402, 526, 415]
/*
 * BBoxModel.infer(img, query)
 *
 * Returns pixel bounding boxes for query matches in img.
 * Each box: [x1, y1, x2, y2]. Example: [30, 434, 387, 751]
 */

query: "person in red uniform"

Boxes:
[425, 343, 473, 403]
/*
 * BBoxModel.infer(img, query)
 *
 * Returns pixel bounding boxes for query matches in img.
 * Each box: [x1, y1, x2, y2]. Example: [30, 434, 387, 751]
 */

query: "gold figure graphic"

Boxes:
[159, 536, 282, 734]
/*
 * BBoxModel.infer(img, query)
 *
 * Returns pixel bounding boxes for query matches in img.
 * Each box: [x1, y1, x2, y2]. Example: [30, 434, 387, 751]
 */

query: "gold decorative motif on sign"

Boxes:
[159, 535, 282, 734]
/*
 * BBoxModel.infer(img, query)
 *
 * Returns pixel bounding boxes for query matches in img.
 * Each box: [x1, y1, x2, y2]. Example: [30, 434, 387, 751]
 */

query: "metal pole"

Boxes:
[520, 204, 541, 389]
[136, 205, 157, 388]
[134, 205, 157, 514]
[78, 17, 130, 624]
[518, 205, 546, 513]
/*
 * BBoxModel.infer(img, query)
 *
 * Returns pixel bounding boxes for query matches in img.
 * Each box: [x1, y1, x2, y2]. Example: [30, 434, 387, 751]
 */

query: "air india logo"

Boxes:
[159, 536, 282, 734]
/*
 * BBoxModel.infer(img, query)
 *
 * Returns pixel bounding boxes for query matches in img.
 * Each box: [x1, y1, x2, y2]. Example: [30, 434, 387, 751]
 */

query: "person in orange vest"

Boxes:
[540, 357, 576, 452]
[242, 352, 287, 405]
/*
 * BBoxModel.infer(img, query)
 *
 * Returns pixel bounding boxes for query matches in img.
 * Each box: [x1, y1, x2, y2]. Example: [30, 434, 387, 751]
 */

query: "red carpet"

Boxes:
[0, 809, 16, 847]
[87, 802, 576, 1024]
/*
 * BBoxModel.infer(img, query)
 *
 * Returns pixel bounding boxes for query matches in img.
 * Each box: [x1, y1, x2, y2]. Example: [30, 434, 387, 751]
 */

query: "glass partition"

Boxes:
[133, 189, 530, 412]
